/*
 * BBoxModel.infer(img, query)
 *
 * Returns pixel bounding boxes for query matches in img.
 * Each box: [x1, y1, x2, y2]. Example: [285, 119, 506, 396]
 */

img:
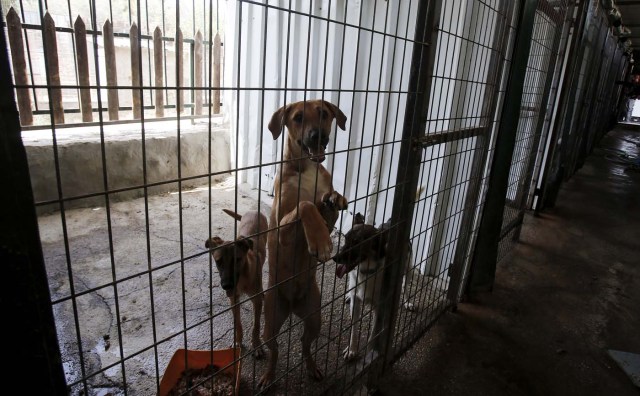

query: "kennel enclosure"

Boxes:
[1, 0, 631, 395]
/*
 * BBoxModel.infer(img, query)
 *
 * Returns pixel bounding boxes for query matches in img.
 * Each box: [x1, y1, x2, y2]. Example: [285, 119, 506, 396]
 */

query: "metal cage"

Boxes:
[0, 0, 629, 395]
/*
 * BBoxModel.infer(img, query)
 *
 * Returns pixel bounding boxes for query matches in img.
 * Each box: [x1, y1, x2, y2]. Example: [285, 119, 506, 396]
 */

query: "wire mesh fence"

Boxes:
[497, 0, 571, 261]
[0, 0, 630, 395]
[391, 0, 520, 357]
[535, 0, 631, 215]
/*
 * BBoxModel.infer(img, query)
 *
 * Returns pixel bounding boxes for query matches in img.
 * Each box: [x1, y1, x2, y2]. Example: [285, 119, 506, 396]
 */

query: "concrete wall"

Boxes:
[24, 121, 231, 214]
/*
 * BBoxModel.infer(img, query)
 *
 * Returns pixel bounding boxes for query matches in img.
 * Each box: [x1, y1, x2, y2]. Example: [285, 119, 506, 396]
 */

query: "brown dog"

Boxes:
[259, 100, 349, 388]
[205, 208, 268, 358]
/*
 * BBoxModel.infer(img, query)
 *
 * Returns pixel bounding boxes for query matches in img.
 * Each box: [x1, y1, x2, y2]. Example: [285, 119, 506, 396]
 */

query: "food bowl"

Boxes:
[158, 347, 241, 396]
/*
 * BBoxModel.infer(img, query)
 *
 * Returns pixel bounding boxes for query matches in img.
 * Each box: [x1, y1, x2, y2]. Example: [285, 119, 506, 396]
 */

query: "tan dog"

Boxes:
[259, 100, 349, 388]
[205, 208, 268, 358]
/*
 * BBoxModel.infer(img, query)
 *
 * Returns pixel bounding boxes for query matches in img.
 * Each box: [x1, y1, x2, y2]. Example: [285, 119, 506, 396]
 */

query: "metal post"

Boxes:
[447, 0, 515, 304]
[575, 20, 610, 171]
[536, 0, 589, 212]
[564, 13, 604, 178]
[370, 0, 442, 379]
[512, 3, 571, 241]
[0, 24, 67, 395]
[467, 0, 539, 293]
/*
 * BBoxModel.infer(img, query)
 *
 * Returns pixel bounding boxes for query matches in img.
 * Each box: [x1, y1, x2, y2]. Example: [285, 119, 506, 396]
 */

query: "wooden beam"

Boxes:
[6, 7, 33, 125]
[43, 12, 64, 124]
[130, 23, 142, 119]
[103, 19, 119, 120]
[153, 26, 164, 117]
[194, 30, 203, 115]
[74, 15, 92, 122]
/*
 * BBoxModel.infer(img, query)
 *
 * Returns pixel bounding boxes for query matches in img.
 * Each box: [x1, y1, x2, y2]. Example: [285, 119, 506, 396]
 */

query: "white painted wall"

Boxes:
[223, 0, 505, 275]
[223, 0, 418, 231]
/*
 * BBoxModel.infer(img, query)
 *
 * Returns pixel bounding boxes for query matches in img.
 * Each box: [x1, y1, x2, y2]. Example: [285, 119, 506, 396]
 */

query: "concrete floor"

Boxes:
[374, 126, 640, 396]
[37, 174, 440, 395]
[37, 125, 639, 395]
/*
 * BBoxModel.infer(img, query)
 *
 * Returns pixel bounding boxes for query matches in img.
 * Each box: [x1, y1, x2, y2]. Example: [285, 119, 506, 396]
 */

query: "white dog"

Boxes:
[334, 213, 417, 361]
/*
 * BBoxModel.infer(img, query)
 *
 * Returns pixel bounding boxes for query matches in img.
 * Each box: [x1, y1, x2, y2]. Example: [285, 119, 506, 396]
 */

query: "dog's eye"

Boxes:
[293, 113, 303, 123]
[320, 109, 329, 120]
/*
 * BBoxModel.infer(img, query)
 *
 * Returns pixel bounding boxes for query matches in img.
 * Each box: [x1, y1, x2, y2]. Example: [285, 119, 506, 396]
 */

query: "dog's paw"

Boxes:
[258, 371, 274, 391]
[403, 301, 417, 311]
[252, 345, 265, 359]
[308, 230, 333, 262]
[306, 359, 324, 381]
[322, 191, 348, 211]
[343, 346, 358, 361]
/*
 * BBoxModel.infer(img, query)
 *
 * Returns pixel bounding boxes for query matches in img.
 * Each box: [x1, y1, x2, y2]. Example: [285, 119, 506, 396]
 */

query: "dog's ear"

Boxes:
[353, 212, 365, 225]
[322, 101, 347, 131]
[237, 237, 253, 252]
[205, 236, 224, 249]
[268, 104, 290, 140]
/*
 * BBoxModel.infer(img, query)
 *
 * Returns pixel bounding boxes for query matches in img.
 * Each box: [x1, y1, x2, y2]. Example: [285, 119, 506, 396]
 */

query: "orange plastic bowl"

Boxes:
[158, 347, 241, 396]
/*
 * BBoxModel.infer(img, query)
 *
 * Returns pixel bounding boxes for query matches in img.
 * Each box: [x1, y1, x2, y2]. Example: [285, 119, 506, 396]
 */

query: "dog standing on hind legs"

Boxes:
[205, 208, 268, 358]
[258, 100, 349, 389]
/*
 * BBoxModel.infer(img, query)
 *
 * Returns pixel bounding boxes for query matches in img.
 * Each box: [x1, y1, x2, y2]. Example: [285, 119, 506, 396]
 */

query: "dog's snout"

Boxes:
[306, 129, 328, 145]
[309, 128, 321, 142]
[334, 246, 357, 264]
[221, 280, 234, 290]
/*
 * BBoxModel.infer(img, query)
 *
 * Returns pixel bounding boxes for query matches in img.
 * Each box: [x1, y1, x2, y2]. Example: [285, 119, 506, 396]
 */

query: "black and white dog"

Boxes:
[333, 212, 417, 361]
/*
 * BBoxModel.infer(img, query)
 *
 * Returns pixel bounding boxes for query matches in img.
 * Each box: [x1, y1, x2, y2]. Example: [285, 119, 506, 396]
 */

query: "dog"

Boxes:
[259, 100, 349, 388]
[205, 208, 268, 358]
[333, 212, 418, 361]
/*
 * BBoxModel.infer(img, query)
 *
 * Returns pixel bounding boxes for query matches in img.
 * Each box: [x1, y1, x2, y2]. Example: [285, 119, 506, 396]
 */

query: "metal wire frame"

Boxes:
[564, 15, 611, 174]
[389, 0, 521, 359]
[577, 29, 627, 163]
[527, 2, 576, 212]
[537, 0, 630, 212]
[3, 0, 428, 394]
[248, 1, 424, 393]
[0, 0, 225, 394]
[4, 0, 606, 395]
[496, 0, 571, 262]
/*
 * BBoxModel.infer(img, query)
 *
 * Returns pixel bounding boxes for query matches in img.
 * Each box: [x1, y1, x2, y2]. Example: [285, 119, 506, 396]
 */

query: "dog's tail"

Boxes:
[222, 209, 242, 221]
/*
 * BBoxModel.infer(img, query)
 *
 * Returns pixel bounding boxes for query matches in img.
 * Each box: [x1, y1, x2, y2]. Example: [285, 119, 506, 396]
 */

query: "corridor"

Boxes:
[377, 126, 640, 395]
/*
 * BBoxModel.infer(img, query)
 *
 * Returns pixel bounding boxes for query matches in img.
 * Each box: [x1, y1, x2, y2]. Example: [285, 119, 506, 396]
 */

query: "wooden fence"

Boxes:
[5, 7, 222, 127]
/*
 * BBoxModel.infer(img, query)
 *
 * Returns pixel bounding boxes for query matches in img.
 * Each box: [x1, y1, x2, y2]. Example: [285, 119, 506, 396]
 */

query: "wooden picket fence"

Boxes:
[5, 7, 222, 127]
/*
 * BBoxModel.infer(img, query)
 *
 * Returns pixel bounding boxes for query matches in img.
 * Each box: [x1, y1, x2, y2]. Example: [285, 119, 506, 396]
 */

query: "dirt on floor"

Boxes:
[373, 127, 640, 396]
